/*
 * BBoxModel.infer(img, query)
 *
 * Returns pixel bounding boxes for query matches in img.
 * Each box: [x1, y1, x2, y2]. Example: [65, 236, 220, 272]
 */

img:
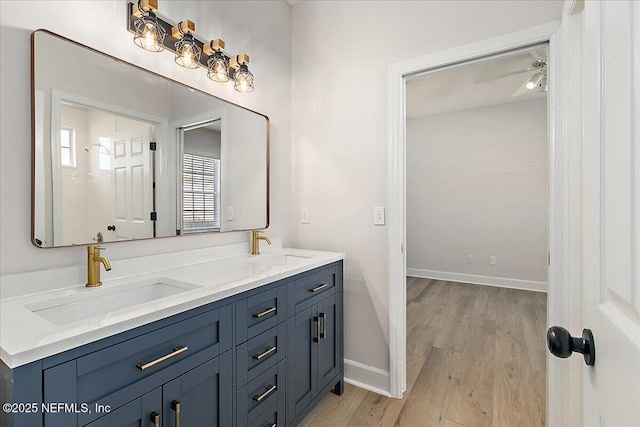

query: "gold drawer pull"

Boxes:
[320, 312, 327, 340]
[253, 346, 277, 360]
[150, 411, 160, 427]
[253, 307, 277, 318]
[253, 384, 277, 403]
[310, 284, 328, 293]
[136, 346, 188, 371]
[172, 400, 181, 427]
[314, 316, 320, 343]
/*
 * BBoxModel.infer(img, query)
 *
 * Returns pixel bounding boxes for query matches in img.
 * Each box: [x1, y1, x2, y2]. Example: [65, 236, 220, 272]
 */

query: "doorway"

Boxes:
[402, 44, 549, 425]
[387, 20, 571, 426]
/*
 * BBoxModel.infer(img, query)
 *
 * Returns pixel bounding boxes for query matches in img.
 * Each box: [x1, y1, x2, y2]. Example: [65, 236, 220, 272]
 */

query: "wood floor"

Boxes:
[299, 278, 547, 427]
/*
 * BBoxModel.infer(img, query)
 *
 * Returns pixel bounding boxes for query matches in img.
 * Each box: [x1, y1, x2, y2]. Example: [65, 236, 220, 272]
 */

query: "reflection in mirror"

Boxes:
[54, 101, 158, 246]
[180, 120, 222, 234]
[32, 30, 269, 248]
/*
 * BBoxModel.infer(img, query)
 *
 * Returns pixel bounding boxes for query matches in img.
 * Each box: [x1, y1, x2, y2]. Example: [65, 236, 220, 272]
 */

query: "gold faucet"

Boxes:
[251, 230, 271, 255]
[86, 245, 111, 287]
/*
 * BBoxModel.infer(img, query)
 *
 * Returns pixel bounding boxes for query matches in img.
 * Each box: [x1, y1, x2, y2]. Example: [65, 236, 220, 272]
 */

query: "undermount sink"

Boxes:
[251, 253, 311, 267]
[25, 278, 200, 326]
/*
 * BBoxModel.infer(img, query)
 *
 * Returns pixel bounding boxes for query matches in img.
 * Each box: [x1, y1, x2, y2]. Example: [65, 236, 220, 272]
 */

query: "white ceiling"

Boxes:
[406, 46, 548, 119]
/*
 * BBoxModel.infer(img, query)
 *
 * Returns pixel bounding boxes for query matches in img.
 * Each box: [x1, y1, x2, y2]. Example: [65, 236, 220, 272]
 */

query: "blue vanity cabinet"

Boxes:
[0, 260, 344, 427]
[286, 264, 344, 426]
[161, 351, 233, 427]
[39, 303, 234, 427]
[84, 388, 161, 427]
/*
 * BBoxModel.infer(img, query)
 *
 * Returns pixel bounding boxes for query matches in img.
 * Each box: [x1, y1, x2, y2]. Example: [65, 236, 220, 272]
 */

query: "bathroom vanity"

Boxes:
[0, 247, 344, 427]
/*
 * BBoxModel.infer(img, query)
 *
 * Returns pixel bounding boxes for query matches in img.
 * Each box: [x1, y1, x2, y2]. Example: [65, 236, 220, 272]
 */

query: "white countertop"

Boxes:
[0, 247, 343, 368]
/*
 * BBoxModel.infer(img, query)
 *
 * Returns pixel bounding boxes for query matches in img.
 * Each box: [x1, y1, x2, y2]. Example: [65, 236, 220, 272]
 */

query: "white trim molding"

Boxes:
[344, 359, 391, 398]
[407, 269, 547, 293]
[388, 22, 570, 425]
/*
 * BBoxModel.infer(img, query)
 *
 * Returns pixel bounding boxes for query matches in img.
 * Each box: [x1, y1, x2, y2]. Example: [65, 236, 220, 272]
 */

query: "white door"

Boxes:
[581, 1, 640, 424]
[112, 126, 154, 240]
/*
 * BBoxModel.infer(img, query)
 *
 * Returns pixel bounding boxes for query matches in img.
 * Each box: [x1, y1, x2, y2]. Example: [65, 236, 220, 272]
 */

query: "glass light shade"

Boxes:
[537, 75, 548, 92]
[174, 34, 201, 69]
[525, 72, 543, 90]
[133, 13, 166, 52]
[233, 65, 254, 93]
[207, 52, 230, 82]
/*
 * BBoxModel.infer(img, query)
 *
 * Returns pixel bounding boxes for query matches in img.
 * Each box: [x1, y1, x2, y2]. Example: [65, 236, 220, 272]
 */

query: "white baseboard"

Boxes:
[406, 268, 547, 293]
[344, 359, 391, 397]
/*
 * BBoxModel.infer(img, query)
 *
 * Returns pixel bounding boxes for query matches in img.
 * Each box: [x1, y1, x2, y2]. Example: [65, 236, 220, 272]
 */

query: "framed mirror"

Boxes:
[32, 30, 269, 248]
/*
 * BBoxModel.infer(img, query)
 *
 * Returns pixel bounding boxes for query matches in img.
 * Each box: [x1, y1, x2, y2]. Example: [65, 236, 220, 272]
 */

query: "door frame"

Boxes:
[387, 4, 584, 426]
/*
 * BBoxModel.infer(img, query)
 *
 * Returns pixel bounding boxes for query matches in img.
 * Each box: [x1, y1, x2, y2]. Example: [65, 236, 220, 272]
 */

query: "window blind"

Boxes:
[182, 153, 220, 232]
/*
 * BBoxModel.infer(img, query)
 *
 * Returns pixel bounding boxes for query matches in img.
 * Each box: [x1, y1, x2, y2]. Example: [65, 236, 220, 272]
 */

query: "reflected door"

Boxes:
[112, 126, 154, 240]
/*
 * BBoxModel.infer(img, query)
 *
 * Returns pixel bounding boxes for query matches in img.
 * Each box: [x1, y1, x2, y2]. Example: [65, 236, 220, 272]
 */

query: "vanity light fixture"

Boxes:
[132, 0, 166, 52]
[204, 39, 230, 82]
[126, 2, 255, 92]
[230, 54, 254, 93]
[172, 20, 200, 69]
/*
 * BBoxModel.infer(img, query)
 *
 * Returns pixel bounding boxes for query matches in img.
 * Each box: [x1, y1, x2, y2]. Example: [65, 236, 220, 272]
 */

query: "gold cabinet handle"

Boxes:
[150, 411, 160, 427]
[253, 346, 277, 360]
[314, 316, 320, 343]
[136, 346, 188, 371]
[172, 400, 181, 427]
[310, 284, 328, 293]
[320, 312, 327, 340]
[253, 307, 277, 318]
[253, 384, 277, 403]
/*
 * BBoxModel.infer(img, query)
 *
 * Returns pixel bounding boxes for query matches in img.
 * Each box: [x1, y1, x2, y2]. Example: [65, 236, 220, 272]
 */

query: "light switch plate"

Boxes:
[467, 255, 473, 264]
[227, 207, 234, 221]
[374, 207, 385, 225]
[301, 208, 309, 224]
[489, 256, 497, 265]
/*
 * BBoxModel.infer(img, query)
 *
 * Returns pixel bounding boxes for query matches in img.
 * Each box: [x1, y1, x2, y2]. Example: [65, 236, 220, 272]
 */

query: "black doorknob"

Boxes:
[547, 326, 595, 366]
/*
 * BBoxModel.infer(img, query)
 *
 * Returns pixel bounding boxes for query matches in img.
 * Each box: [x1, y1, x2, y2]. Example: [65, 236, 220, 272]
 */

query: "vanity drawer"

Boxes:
[288, 266, 339, 315]
[237, 323, 286, 388]
[75, 305, 232, 405]
[237, 359, 286, 426]
[236, 285, 286, 343]
[247, 398, 286, 427]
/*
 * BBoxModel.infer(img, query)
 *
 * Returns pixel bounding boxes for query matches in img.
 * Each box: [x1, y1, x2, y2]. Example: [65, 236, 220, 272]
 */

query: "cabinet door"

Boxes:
[84, 387, 160, 427]
[286, 305, 318, 423]
[317, 293, 342, 391]
[162, 352, 232, 427]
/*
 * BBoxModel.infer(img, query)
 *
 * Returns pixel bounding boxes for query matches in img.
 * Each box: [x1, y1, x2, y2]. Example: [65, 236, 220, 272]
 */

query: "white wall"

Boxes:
[0, 1, 291, 275]
[183, 128, 221, 159]
[406, 99, 548, 288]
[291, 1, 562, 377]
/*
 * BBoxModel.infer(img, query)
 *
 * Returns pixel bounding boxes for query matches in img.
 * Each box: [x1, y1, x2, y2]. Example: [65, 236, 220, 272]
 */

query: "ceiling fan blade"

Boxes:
[529, 50, 547, 61]
[511, 80, 530, 97]
[474, 67, 534, 84]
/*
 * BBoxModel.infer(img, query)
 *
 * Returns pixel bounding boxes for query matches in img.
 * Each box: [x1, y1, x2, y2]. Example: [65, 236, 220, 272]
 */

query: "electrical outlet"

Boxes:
[489, 256, 497, 266]
[467, 255, 473, 264]
[374, 207, 385, 225]
[301, 208, 309, 224]
[227, 206, 234, 221]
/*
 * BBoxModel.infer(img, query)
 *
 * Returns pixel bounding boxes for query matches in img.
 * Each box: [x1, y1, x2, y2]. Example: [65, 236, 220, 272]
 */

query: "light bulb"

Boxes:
[525, 81, 536, 89]
[182, 50, 193, 67]
[143, 30, 156, 50]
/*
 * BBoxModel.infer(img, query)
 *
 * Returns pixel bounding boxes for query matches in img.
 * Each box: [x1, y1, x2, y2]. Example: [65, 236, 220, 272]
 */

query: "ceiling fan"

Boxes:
[474, 52, 548, 97]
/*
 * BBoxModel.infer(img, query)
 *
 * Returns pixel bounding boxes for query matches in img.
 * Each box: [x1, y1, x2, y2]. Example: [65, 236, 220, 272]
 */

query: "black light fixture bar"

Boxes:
[126, 2, 227, 69]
